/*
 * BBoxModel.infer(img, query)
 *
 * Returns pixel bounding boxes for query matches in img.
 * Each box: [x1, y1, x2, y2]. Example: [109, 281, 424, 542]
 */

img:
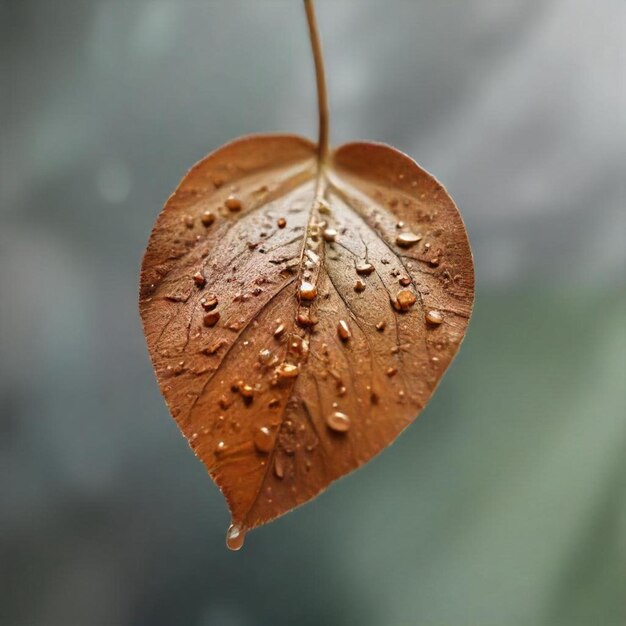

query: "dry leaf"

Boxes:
[139, 1, 473, 550]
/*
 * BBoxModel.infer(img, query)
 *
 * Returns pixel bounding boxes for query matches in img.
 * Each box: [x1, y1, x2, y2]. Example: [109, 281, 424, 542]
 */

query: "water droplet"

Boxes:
[273, 323, 286, 338]
[298, 281, 318, 301]
[296, 311, 316, 327]
[277, 217, 287, 228]
[258, 348, 272, 364]
[326, 411, 351, 432]
[275, 362, 300, 378]
[386, 366, 398, 377]
[253, 426, 273, 453]
[318, 200, 331, 215]
[399, 276, 411, 286]
[201, 295, 218, 310]
[396, 232, 422, 247]
[184, 215, 194, 228]
[290, 335, 309, 356]
[203, 311, 220, 327]
[354, 279, 366, 293]
[356, 262, 374, 276]
[225, 195, 242, 212]
[193, 271, 206, 288]
[323, 228, 337, 242]
[240, 384, 254, 399]
[201, 211, 215, 227]
[337, 320, 351, 341]
[215, 440, 227, 455]
[426, 310, 444, 325]
[226, 523, 246, 551]
[394, 289, 416, 311]
[274, 456, 285, 479]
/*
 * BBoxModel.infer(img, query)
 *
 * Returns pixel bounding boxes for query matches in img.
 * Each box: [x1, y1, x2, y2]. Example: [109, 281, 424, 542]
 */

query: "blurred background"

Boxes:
[1, 1, 625, 625]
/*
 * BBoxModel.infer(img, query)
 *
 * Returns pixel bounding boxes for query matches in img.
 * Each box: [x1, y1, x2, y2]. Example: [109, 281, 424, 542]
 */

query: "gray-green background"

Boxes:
[1, 1, 624, 625]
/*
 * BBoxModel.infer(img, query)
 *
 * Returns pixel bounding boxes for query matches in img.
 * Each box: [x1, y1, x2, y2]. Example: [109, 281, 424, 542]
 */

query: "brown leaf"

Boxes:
[139, 134, 474, 544]
[139, 1, 473, 549]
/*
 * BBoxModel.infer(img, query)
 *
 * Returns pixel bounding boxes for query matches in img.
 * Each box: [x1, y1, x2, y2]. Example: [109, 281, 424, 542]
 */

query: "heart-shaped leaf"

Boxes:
[139, 1, 473, 550]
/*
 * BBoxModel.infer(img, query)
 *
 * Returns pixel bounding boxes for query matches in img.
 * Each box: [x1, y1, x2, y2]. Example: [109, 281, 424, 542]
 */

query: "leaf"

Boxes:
[139, 2, 473, 550]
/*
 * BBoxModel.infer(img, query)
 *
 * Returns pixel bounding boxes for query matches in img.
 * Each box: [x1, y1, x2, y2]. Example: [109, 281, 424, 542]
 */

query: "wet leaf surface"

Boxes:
[140, 134, 474, 544]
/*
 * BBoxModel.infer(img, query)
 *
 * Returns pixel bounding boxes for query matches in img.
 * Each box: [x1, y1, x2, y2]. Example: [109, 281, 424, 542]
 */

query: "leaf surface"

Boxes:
[140, 134, 474, 544]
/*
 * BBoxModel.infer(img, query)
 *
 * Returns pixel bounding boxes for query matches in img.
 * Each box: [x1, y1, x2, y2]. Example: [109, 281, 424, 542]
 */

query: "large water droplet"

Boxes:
[426, 310, 444, 325]
[396, 232, 422, 247]
[225, 195, 242, 212]
[277, 217, 287, 228]
[354, 279, 366, 293]
[226, 523, 246, 551]
[323, 228, 337, 242]
[326, 411, 351, 433]
[394, 289, 416, 311]
[298, 281, 318, 301]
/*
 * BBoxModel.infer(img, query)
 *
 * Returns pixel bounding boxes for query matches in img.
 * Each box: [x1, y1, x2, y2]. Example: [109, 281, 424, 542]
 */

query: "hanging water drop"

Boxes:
[226, 523, 246, 551]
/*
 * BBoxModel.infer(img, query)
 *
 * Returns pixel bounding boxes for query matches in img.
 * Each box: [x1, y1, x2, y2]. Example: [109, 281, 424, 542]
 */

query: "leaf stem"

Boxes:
[304, 0, 329, 164]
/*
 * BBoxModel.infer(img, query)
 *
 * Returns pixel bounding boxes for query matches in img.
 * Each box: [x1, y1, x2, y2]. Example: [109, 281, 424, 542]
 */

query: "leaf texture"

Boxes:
[140, 134, 474, 544]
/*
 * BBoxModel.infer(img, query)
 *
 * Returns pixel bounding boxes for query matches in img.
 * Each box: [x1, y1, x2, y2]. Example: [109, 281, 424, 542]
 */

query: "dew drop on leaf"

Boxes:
[426, 310, 444, 325]
[326, 411, 351, 432]
[253, 426, 273, 454]
[225, 195, 242, 212]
